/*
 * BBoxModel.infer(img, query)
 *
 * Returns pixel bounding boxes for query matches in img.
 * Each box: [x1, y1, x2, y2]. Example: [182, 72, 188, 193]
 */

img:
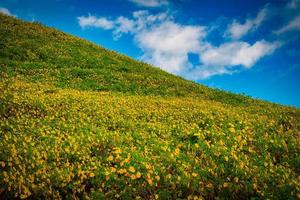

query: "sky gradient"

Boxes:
[1, 0, 300, 107]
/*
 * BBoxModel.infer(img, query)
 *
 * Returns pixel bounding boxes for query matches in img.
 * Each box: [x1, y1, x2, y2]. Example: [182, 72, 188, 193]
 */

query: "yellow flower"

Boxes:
[228, 127, 235, 133]
[118, 169, 127, 174]
[147, 178, 153, 186]
[89, 172, 95, 177]
[231, 152, 238, 160]
[129, 166, 135, 173]
[114, 147, 122, 154]
[107, 155, 114, 161]
[136, 172, 142, 178]
[131, 174, 137, 180]
[155, 175, 160, 181]
[224, 156, 229, 161]
[111, 167, 117, 173]
[205, 141, 211, 148]
[192, 173, 198, 177]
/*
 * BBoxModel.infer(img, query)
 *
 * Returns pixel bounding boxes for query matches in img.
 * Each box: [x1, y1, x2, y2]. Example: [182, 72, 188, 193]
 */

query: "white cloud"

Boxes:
[225, 6, 269, 40]
[77, 15, 114, 30]
[78, 10, 281, 80]
[129, 0, 169, 7]
[135, 21, 205, 73]
[275, 15, 300, 34]
[133, 10, 170, 31]
[0, 7, 16, 17]
[201, 40, 279, 68]
[77, 11, 171, 39]
[188, 40, 280, 79]
[113, 16, 135, 39]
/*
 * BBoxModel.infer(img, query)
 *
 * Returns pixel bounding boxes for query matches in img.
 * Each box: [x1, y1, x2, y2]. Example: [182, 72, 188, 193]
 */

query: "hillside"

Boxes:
[0, 13, 262, 106]
[0, 13, 300, 199]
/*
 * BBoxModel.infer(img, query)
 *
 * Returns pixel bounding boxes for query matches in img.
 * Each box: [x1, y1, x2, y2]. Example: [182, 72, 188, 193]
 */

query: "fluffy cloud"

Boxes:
[275, 15, 300, 34]
[77, 15, 114, 30]
[78, 10, 280, 80]
[112, 17, 135, 39]
[187, 40, 280, 79]
[77, 11, 170, 39]
[129, 0, 169, 7]
[132, 10, 170, 31]
[225, 6, 269, 40]
[136, 21, 205, 73]
[200, 40, 279, 68]
[0, 7, 16, 17]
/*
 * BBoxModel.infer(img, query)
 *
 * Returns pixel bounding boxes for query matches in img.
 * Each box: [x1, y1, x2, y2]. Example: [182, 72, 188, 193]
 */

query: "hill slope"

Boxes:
[0, 13, 262, 106]
[0, 14, 300, 199]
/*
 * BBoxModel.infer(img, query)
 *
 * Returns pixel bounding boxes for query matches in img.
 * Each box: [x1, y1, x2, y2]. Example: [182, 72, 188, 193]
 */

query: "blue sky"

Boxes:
[1, 0, 300, 108]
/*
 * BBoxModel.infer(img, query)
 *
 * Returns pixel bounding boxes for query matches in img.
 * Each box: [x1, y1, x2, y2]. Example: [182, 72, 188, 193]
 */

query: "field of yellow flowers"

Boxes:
[0, 13, 300, 199]
[1, 77, 299, 199]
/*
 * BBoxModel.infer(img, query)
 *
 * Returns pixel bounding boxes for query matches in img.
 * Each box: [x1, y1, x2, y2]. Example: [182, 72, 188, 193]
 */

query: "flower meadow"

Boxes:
[0, 14, 300, 199]
[1, 78, 299, 199]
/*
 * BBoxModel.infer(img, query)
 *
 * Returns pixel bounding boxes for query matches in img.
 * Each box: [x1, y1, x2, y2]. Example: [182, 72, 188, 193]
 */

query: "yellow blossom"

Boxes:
[224, 156, 229, 161]
[111, 167, 117, 173]
[147, 178, 153, 186]
[229, 127, 235, 133]
[155, 175, 160, 181]
[136, 172, 142, 178]
[118, 169, 127, 174]
[107, 155, 114, 161]
[129, 166, 135, 173]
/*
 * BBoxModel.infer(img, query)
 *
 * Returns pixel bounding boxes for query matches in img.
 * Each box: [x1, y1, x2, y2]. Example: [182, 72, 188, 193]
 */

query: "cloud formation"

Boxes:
[201, 41, 279, 68]
[225, 6, 269, 40]
[189, 40, 280, 79]
[129, 0, 169, 7]
[275, 14, 300, 34]
[77, 15, 114, 30]
[0, 7, 16, 17]
[77, 7, 281, 80]
[136, 21, 205, 73]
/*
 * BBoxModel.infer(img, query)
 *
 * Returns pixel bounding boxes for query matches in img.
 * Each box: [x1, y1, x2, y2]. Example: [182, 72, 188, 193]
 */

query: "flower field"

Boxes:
[0, 13, 300, 199]
[1, 78, 299, 199]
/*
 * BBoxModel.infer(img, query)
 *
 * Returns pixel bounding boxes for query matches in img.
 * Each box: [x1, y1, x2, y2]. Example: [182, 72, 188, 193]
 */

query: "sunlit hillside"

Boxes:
[0, 14, 299, 199]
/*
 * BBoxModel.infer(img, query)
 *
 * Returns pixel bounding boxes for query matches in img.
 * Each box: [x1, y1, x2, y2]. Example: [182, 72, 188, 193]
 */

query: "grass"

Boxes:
[0, 13, 299, 199]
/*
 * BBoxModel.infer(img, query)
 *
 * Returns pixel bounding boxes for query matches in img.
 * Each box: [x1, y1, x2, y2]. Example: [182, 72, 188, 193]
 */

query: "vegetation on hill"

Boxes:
[0, 13, 258, 106]
[0, 14, 299, 199]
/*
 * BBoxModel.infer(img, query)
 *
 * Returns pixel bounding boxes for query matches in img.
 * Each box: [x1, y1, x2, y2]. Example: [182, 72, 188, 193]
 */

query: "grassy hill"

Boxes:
[0, 13, 299, 199]
[0, 13, 260, 106]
